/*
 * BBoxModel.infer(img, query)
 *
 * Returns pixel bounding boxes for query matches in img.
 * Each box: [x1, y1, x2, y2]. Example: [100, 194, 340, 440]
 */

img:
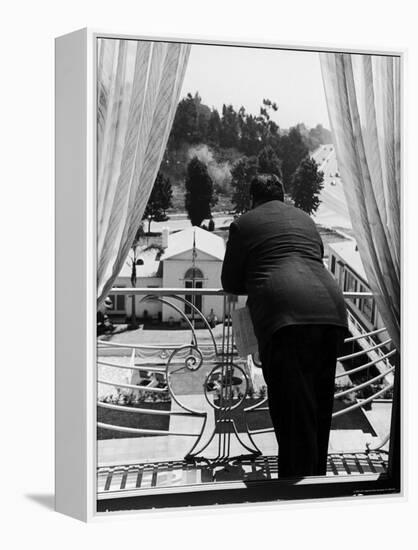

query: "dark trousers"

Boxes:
[260, 325, 345, 478]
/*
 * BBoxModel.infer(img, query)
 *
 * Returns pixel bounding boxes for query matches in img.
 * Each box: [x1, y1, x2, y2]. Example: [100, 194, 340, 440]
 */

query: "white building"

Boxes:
[328, 240, 385, 334]
[108, 226, 239, 324]
[328, 240, 395, 383]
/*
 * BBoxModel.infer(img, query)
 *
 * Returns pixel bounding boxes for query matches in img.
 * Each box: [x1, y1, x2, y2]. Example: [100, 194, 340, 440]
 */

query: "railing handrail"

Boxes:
[332, 383, 394, 417]
[344, 326, 388, 343]
[109, 287, 225, 296]
[108, 287, 374, 299]
[98, 378, 168, 393]
[98, 401, 205, 417]
[98, 341, 186, 350]
[97, 422, 199, 437]
[334, 366, 395, 399]
[338, 338, 392, 362]
[335, 349, 396, 378]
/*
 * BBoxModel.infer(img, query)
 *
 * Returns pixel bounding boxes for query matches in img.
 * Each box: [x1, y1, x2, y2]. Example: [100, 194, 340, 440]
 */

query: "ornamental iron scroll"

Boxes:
[138, 292, 263, 461]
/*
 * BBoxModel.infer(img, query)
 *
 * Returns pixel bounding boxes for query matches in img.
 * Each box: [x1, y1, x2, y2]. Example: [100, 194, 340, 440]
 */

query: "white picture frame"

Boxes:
[55, 28, 404, 521]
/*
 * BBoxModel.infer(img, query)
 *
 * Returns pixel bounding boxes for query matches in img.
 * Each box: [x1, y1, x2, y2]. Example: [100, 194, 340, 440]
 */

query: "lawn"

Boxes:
[97, 401, 171, 440]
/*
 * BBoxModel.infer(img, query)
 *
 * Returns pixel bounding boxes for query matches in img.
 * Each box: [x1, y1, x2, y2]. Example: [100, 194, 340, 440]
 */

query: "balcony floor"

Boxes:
[97, 450, 388, 500]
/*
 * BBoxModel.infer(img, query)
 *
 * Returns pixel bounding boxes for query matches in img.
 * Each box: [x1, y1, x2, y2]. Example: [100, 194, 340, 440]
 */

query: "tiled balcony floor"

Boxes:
[97, 451, 388, 499]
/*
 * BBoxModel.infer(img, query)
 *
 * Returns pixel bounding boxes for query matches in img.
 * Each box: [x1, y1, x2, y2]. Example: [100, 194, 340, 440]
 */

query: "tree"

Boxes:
[277, 127, 309, 193]
[238, 99, 280, 156]
[220, 104, 240, 149]
[127, 235, 144, 329]
[185, 157, 215, 226]
[168, 93, 198, 146]
[257, 145, 282, 178]
[290, 157, 324, 215]
[134, 222, 145, 244]
[239, 113, 261, 156]
[230, 156, 259, 214]
[308, 124, 333, 151]
[257, 98, 279, 145]
[194, 92, 211, 141]
[167, 92, 218, 149]
[207, 108, 222, 146]
[143, 172, 173, 233]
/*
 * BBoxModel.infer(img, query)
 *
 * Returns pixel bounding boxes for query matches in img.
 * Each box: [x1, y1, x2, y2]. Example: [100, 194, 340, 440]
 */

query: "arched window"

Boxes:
[184, 267, 204, 280]
[184, 267, 204, 315]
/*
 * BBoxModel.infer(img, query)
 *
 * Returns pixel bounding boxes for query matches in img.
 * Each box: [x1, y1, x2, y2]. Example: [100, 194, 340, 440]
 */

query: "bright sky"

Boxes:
[180, 44, 330, 130]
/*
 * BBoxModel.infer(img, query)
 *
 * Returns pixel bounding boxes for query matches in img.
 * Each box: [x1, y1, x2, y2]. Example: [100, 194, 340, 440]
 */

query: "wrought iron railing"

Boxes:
[97, 288, 395, 465]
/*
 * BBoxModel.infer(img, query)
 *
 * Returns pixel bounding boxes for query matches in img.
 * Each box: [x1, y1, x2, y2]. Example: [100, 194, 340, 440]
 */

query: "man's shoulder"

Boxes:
[232, 211, 255, 233]
[235, 201, 291, 226]
[233, 201, 317, 237]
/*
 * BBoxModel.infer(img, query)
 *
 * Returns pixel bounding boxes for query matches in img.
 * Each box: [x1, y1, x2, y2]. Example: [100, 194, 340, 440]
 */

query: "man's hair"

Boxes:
[250, 173, 285, 204]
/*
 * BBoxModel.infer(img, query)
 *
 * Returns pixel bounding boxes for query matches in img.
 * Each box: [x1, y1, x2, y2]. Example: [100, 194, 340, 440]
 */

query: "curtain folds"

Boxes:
[320, 53, 401, 350]
[97, 39, 190, 306]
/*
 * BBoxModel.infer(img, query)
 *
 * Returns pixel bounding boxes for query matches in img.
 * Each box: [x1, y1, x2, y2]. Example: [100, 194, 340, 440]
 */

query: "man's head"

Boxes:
[250, 173, 285, 207]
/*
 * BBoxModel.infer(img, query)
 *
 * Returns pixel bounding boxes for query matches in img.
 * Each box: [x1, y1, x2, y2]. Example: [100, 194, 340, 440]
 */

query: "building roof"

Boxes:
[328, 240, 368, 282]
[117, 247, 162, 278]
[161, 226, 225, 261]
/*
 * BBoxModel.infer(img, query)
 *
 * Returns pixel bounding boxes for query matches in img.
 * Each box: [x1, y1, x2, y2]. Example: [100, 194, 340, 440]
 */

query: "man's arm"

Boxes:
[221, 221, 247, 295]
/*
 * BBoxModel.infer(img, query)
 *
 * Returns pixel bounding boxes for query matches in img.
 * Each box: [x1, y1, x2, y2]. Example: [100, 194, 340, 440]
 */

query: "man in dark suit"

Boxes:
[221, 173, 348, 477]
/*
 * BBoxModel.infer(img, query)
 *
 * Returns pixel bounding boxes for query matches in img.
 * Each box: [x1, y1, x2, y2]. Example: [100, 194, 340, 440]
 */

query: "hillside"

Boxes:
[156, 92, 332, 214]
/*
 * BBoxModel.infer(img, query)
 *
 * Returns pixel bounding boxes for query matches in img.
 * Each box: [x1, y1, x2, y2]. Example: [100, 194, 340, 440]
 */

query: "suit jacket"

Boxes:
[221, 200, 348, 352]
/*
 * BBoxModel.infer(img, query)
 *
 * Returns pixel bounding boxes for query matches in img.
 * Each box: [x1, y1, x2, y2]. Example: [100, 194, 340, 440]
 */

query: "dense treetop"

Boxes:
[291, 157, 324, 215]
[167, 93, 330, 154]
[137, 92, 334, 222]
[162, 92, 331, 194]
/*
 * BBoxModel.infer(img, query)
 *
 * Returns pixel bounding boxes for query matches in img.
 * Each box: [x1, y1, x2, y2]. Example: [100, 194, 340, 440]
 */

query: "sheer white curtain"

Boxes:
[97, 39, 190, 306]
[320, 53, 401, 350]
